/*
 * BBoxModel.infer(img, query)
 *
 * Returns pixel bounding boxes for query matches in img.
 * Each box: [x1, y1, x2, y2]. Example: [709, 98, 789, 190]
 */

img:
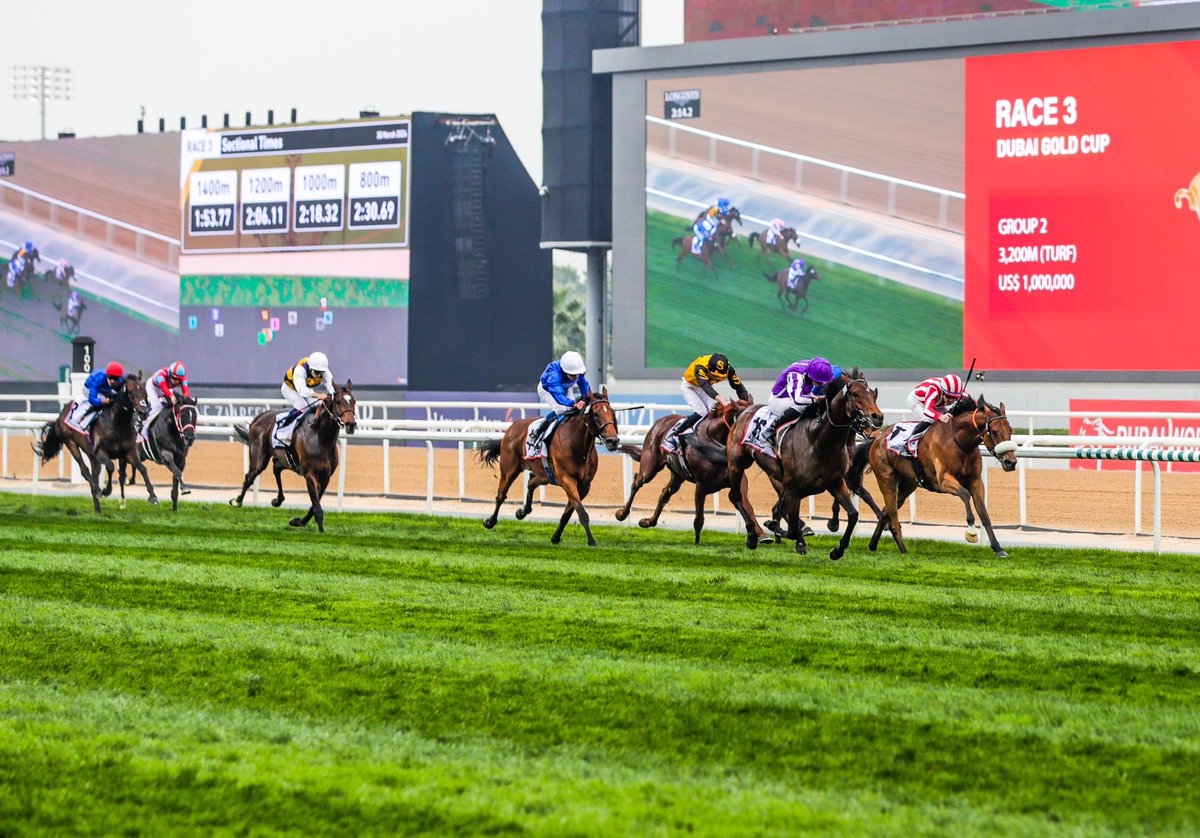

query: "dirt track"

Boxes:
[12, 439, 1193, 540]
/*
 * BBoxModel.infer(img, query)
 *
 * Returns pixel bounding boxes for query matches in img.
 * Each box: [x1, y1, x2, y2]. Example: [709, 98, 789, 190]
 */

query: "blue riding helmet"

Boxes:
[24, 240, 32, 250]
[717, 198, 730, 212]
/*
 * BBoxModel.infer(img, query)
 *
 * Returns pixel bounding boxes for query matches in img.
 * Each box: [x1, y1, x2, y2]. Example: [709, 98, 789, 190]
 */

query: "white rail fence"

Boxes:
[2, 396, 1199, 550]
[645, 115, 964, 233]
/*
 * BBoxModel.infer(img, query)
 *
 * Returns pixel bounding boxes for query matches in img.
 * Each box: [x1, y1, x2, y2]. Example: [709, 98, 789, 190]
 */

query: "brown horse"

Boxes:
[614, 399, 774, 544]
[764, 263, 820, 312]
[672, 230, 722, 278]
[33, 372, 154, 512]
[477, 388, 622, 546]
[846, 394, 1018, 557]
[725, 369, 884, 558]
[689, 207, 742, 252]
[229, 382, 358, 533]
[747, 226, 799, 261]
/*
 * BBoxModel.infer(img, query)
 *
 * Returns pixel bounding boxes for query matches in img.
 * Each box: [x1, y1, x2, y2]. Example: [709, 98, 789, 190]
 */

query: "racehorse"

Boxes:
[44, 261, 75, 286]
[747, 226, 799, 261]
[614, 399, 775, 545]
[690, 207, 742, 252]
[764, 263, 820, 312]
[229, 382, 358, 533]
[845, 394, 1017, 557]
[33, 372, 155, 512]
[671, 232, 720, 279]
[725, 368, 884, 558]
[477, 388, 623, 546]
[125, 394, 198, 510]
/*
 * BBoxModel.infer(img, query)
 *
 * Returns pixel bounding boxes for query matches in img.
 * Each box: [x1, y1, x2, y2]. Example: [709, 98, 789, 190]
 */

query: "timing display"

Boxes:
[240, 167, 290, 233]
[348, 161, 402, 230]
[188, 170, 237, 235]
[293, 165, 345, 232]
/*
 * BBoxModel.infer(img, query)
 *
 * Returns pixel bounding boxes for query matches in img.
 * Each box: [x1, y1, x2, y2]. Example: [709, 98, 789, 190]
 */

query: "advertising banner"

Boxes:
[1068, 398, 1200, 471]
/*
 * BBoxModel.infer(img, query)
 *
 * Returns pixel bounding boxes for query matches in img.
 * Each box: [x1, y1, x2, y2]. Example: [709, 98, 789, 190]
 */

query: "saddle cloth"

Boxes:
[741, 406, 799, 459]
[659, 416, 694, 455]
[64, 399, 94, 437]
[886, 421, 925, 457]
[272, 408, 312, 448]
[523, 421, 557, 461]
[690, 236, 705, 255]
[764, 229, 779, 246]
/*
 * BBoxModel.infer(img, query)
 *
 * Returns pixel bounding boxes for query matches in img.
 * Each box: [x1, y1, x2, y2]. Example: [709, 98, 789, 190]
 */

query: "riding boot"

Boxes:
[674, 412, 702, 448]
[529, 414, 555, 448]
[911, 421, 932, 435]
[763, 407, 801, 443]
[278, 408, 302, 428]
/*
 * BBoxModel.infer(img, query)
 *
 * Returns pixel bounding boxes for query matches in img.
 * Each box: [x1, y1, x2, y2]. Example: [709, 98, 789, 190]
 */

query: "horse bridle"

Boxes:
[824, 380, 873, 432]
[318, 391, 356, 429]
[970, 407, 1018, 459]
[583, 397, 618, 438]
[172, 401, 197, 438]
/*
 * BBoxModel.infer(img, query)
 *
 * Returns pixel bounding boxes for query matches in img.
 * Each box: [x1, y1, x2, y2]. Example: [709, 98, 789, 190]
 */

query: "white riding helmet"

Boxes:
[560, 351, 585, 375]
[307, 351, 329, 372]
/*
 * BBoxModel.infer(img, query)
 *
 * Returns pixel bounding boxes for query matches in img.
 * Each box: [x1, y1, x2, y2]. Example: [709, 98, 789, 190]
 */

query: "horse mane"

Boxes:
[716, 398, 749, 422]
[949, 394, 978, 416]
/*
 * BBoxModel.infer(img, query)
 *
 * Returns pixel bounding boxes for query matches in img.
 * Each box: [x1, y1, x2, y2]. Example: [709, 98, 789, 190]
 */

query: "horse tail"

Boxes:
[233, 423, 250, 445]
[618, 443, 642, 461]
[476, 437, 503, 468]
[33, 421, 62, 463]
[763, 271, 777, 283]
[748, 232, 759, 247]
[846, 439, 873, 493]
[684, 435, 729, 469]
[670, 236, 684, 250]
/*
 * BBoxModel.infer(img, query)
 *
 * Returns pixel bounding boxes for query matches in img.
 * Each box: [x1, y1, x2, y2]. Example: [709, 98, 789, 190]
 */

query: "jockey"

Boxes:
[279, 351, 334, 431]
[786, 257, 808, 289]
[67, 361, 125, 433]
[55, 258, 72, 282]
[692, 206, 720, 243]
[762, 357, 840, 441]
[674, 353, 750, 440]
[146, 361, 190, 428]
[765, 217, 788, 246]
[529, 350, 592, 447]
[907, 373, 966, 433]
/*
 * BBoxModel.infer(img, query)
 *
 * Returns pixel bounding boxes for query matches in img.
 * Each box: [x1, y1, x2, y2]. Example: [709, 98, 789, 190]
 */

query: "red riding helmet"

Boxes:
[104, 362, 124, 377]
[168, 360, 187, 379]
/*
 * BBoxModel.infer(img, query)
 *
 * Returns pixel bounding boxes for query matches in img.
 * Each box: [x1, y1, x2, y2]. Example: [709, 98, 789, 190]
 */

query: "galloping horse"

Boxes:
[34, 373, 154, 512]
[478, 388, 622, 546]
[846, 394, 1017, 557]
[748, 226, 799, 261]
[726, 369, 884, 558]
[764, 263, 821, 312]
[127, 394, 198, 510]
[670, 232, 720, 279]
[615, 399, 774, 545]
[229, 382, 358, 533]
[689, 207, 742, 252]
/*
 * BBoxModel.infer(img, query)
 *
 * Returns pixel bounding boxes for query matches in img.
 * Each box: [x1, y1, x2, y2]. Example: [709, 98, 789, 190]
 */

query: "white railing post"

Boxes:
[1133, 457, 1142, 535]
[458, 442, 465, 500]
[425, 441, 435, 512]
[337, 439, 347, 510]
[1152, 461, 1162, 553]
[382, 439, 390, 495]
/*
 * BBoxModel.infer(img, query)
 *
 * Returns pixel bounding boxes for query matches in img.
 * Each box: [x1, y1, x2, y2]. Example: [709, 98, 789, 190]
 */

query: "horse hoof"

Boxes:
[288, 517, 305, 527]
[756, 534, 774, 546]
[229, 498, 241, 507]
[271, 498, 284, 508]
[147, 497, 158, 505]
[826, 520, 839, 532]
[745, 535, 758, 551]
[482, 517, 496, 529]
[550, 535, 561, 545]
[614, 509, 628, 522]
[965, 526, 979, 544]
[587, 539, 597, 547]
[764, 520, 782, 535]
[637, 518, 655, 528]
[118, 499, 126, 510]
[794, 542, 807, 555]
[829, 548, 842, 561]
[801, 525, 815, 538]
[995, 549, 1009, 559]
[180, 488, 191, 496]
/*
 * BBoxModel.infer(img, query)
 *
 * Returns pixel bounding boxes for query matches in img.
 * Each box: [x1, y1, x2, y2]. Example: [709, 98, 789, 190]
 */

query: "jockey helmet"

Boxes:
[717, 198, 730, 212]
[168, 361, 187, 380]
[559, 351, 585, 375]
[708, 353, 730, 374]
[24, 241, 32, 251]
[59, 258, 68, 269]
[307, 351, 329, 372]
[942, 374, 965, 397]
[806, 357, 835, 384]
[104, 361, 124, 377]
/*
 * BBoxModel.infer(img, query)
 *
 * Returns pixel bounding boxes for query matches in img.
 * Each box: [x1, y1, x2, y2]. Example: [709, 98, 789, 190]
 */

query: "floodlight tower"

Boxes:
[11, 66, 72, 140]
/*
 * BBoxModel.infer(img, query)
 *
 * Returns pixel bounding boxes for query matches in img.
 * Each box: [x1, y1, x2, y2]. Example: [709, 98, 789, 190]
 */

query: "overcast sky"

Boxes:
[0, 1, 682, 185]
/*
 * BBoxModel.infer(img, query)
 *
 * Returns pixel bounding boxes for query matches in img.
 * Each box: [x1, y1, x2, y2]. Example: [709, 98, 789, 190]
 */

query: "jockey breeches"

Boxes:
[281, 383, 320, 412]
[537, 384, 577, 415]
[681, 381, 716, 415]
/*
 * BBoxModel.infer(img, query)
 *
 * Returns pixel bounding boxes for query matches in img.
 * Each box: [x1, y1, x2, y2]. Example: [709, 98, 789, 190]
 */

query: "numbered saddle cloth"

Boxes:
[272, 409, 309, 448]
[64, 399, 95, 435]
[886, 421, 925, 457]
[741, 406, 799, 459]
[690, 236, 706, 255]
[523, 422, 555, 461]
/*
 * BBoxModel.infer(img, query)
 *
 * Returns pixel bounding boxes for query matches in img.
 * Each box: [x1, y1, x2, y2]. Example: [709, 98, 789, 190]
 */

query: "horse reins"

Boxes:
[959, 406, 1018, 459]
[824, 380, 871, 431]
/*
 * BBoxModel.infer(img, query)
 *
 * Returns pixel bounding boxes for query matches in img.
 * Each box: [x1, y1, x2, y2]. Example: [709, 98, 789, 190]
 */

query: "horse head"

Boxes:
[325, 380, 358, 435]
[174, 396, 198, 448]
[585, 387, 620, 451]
[828, 367, 883, 434]
[974, 395, 1018, 471]
[123, 372, 150, 420]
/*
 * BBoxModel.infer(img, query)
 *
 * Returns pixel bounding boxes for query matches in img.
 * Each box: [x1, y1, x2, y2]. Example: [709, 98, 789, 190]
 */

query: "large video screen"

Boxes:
[643, 37, 1200, 374]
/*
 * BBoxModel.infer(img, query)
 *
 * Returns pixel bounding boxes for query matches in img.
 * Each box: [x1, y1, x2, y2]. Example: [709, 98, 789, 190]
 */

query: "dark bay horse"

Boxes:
[614, 399, 774, 545]
[689, 207, 742, 252]
[748, 227, 799, 261]
[229, 382, 358, 533]
[127, 395, 198, 510]
[764, 263, 820, 312]
[477, 388, 623, 546]
[671, 229, 722, 278]
[34, 373, 154, 512]
[846, 395, 1017, 557]
[726, 369, 884, 558]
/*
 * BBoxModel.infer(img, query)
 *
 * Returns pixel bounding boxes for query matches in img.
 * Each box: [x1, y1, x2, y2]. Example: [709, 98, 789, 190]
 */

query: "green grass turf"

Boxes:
[645, 209, 963, 370]
[1, 492, 1199, 835]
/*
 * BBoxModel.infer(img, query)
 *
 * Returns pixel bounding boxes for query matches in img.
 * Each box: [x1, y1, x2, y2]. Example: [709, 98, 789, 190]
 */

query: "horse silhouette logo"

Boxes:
[1174, 173, 1200, 221]
[1080, 416, 1114, 437]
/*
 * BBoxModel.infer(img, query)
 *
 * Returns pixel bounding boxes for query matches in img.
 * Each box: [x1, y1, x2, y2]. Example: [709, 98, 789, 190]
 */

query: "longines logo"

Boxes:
[1174, 173, 1200, 220]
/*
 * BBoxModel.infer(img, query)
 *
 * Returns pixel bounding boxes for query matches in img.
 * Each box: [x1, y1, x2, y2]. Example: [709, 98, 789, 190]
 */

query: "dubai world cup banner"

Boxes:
[1069, 399, 1200, 471]
[965, 41, 1200, 370]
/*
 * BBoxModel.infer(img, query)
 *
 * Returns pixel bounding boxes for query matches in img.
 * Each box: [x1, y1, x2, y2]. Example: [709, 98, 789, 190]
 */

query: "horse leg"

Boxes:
[270, 460, 287, 507]
[726, 463, 763, 550]
[515, 475, 547, 520]
[100, 459, 114, 497]
[483, 456, 522, 529]
[781, 487, 808, 555]
[616, 452, 664, 522]
[130, 455, 158, 505]
[777, 288, 786, 311]
[290, 469, 329, 532]
[966, 478, 1007, 558]
[827, 480, 859, 561]
[553, 476, 594, 546]
[159, 451, 186, 509]
[641, 471, 684, 529]
[230, 433, 273, 507]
